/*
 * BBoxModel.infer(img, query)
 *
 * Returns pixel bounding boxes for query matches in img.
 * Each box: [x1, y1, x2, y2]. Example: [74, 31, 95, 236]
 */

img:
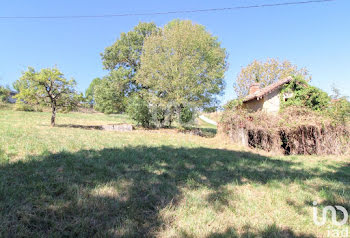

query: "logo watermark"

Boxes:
[313, 201, 349, 237]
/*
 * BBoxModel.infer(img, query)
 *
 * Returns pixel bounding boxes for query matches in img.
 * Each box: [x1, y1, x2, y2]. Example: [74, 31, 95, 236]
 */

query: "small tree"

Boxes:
[14, 67, 78, 126]
[234, 58, 311, 98]
[85, 77, 102, 107]
[126, 94, 151, 127]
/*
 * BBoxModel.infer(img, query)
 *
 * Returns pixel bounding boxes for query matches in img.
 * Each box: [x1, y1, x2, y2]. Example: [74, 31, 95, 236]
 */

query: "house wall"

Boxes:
[262, 89, 280, 114]
[242, 98, 264, 112]
[243, 88, 281, 113]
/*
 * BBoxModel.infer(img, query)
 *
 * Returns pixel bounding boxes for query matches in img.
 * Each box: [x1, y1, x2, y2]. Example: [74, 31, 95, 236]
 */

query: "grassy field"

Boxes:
[0, 109, 349, 237]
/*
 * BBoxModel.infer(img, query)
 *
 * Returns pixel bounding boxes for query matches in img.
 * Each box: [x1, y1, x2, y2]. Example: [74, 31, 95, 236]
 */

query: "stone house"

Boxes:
[242, 76, 293, 114]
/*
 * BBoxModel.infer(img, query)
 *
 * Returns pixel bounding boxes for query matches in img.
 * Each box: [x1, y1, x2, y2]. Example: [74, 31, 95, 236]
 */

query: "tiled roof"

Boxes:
[243, 76, 293, 102]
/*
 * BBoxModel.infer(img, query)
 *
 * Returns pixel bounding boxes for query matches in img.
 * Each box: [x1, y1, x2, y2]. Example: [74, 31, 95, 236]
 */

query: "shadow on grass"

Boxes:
[0, 146, 345, 237]
[56, 124, 104, 130]
[201, 224, 316, 238]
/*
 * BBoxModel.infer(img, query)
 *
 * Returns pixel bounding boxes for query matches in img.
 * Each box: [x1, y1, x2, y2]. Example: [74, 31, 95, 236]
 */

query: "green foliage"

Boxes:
[13, 67, 79, 126]
[234, 58, 311, 98]
[179, 106, 195, 125]
[223, 99, 243, 111]
[328, 87, 350, 124]
[328, 98, 350, 124]
[14, 101, 35, 112]
[101, 22, 159, 95]
[98, 22, 159, 115]
[94, 68, 131, 114]
[126, 94, 151, 127]
[0, 86, 10, 102]
[281, 77, 330, 111]
[101, 22, 159, 72]
[85, 77, 102, 107]
[203, 106, 218, 113]
[136, 20, 227, 127]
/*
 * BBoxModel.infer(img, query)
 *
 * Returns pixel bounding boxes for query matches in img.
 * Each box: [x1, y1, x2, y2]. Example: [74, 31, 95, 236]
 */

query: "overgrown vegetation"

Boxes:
[220, 106, 350, 155]
[280, 76, 330, 111]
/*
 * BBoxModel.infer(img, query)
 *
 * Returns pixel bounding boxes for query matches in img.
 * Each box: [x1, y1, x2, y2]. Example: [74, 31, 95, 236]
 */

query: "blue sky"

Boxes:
[0, 0, 349, 104]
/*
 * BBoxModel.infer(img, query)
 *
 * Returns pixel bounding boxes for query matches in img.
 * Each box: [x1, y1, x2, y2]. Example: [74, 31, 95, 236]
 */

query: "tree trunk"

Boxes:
[51, 104, 56, 127]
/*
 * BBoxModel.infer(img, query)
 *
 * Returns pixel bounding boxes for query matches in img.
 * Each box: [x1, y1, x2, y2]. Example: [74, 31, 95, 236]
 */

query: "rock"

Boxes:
[101, 124, 133, 132]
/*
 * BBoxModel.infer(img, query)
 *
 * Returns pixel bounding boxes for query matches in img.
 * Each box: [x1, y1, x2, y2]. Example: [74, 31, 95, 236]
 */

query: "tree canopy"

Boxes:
[135, 20, 227, 125]
[234, 58, 311, 98]
[93, 68, 131, 114]
[14, 67, 79, 126]
[101, 22, 159, 74]
[85, 77, 102, 106]
[89, 22, 159, 114]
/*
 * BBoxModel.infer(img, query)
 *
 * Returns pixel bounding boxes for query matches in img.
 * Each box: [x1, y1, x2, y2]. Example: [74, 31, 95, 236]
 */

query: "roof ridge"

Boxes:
[243, 76, 293, 102]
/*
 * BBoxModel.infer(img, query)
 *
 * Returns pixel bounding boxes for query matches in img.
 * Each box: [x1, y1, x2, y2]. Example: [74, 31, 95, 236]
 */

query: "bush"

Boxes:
[328, 98, 350, 124]
[14, 101, 35, 112]
[0, 86, 10, 102]
[126, 95, 151, 127]
[223, 99, 242, 111]
[179, 106, 195, 125]
[281, 77, 330, 111]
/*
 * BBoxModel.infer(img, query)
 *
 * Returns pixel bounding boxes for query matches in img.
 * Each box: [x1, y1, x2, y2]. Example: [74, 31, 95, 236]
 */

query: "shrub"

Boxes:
[14, 101, 35, 112]
[328, 98, 350, 124]
[126, 95, 151, 127]
[0, 86, 10, 102]
[281, 77, 330, 111]
[223, 99, 242, 111]
[179, 106, 195, 125]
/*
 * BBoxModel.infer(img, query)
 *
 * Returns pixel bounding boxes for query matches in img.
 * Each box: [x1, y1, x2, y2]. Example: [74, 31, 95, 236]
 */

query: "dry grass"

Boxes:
[220, 107, 350, 155]
[0, 109, 349, 237]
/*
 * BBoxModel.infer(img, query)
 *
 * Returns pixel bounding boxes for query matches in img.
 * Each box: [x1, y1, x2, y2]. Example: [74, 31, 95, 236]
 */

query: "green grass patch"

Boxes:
[0, 109, 349, 237]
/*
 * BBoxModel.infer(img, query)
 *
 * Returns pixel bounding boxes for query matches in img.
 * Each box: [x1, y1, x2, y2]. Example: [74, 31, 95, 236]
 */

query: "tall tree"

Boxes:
[234, 58, 311, 98]
[93, 68, 131, 114]
[101, 22, 159, 89]
[97, 22, 159, 115]
[136, 20, 227, 122]
[14, 67, 78, 126]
